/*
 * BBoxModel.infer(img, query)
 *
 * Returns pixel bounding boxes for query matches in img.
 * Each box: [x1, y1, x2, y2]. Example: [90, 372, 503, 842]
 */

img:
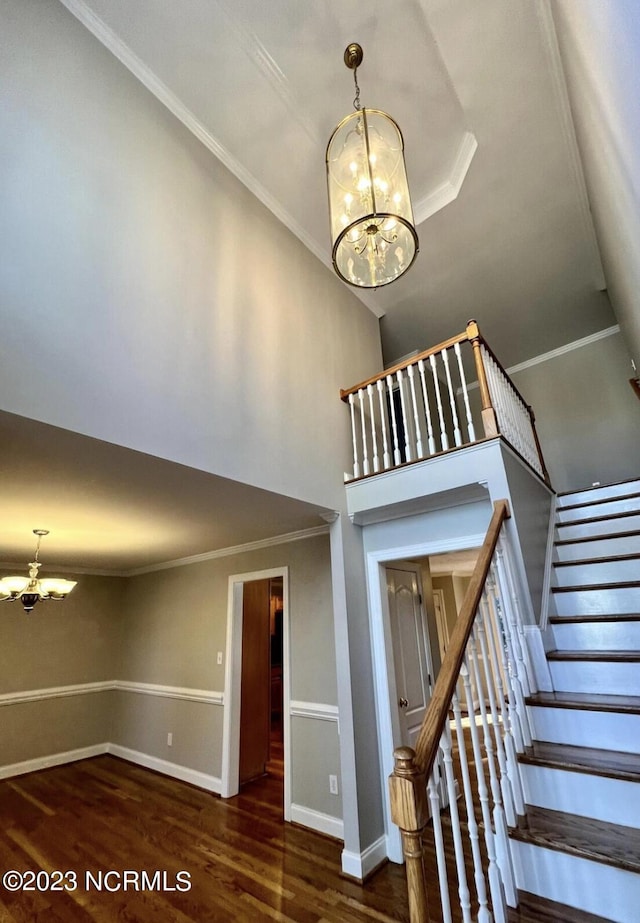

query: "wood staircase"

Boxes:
[508, 477, 640, 922]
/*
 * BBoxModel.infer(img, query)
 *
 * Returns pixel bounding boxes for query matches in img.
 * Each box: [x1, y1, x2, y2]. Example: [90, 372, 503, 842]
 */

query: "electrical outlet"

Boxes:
[167, 732, 173, 747]
[217, 651, 223, 665]
[329, 774, 338, 795]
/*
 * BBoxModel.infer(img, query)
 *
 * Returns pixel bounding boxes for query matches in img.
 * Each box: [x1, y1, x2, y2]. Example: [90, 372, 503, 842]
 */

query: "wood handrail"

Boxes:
[340, 329, 470, 401]
[413, 499, 511, 775]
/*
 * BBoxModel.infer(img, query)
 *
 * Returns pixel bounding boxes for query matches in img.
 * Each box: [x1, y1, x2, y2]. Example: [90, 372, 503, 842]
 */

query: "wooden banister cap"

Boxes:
[392, 746, 419, 777]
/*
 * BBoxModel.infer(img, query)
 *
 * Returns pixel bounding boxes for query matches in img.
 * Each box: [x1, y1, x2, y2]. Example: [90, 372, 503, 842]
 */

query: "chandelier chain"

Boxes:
[352, 66, 361, 111]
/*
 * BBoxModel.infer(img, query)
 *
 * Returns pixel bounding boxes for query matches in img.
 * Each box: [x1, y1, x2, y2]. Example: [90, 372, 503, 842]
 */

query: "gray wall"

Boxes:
[511, 332, 640, 494]
[0, 0, 382, 511]
[0, 574, 123, 766]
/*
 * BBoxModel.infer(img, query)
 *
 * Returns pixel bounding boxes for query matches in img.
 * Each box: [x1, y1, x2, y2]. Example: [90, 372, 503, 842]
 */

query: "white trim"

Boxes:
[290, 804, 344, 841]
[0, 743, 108, 780]
[113, 681, 223, 705]
[523, 625, 554, 692]
[126, 525, 329, 576]
[365, 532, 486, 864]
[0, 681, 112, 707]
[221, 567, 291, 822]
[289, 701, 339, 723]
[414, 132, 478, 225]
[341, 835, 389, 880]
[0, 680, 223, 708]
[107, 744, 221, 793]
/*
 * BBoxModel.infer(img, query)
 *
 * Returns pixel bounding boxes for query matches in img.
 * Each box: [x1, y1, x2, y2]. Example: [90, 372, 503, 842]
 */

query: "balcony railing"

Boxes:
[340, 320, 549, 484]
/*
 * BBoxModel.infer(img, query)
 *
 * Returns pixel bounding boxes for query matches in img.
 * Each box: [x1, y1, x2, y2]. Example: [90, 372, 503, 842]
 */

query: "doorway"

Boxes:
[221, 567, 290, 819]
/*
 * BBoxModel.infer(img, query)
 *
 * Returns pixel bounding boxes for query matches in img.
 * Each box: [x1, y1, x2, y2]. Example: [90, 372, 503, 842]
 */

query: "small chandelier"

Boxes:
[0, 529, 77, 612]
[326, 43, 419, 288]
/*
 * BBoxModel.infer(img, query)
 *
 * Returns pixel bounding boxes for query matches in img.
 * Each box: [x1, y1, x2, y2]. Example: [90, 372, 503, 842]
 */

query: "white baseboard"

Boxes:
[524, 624, 554, 691]
[341, 834, 388, 880]
[107, 744, 221, 793]
[290, 803, 343, 840]
[0, 743, 108, 780]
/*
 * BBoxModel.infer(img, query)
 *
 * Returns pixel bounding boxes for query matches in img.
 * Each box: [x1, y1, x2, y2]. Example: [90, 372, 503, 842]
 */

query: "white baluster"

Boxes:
[407, 364, 424, 458]
[376, 379, 391, 471]
[461, 661, 506, 923]
[418, 358, 437, 455]
[429, 353, 449, 451]
[428, 768, 453, 923]
[440, 723, 472, 923]
[347, 393, 360, 479]
[480, 591, 526, 817]
[358, 388, 370, 477]
[490, 558, 532, 747]
[442, 348, 462, 447]
[386, 374, 402, 467]
[367, 384, 380, 473]
[497, 536, 537, 696]
[468, 632, 517, 907]
[451, 690, 492, 923]
[475, 618, 517, 828]
[396, 369, 412, 462]
[455, 341, 476, 443]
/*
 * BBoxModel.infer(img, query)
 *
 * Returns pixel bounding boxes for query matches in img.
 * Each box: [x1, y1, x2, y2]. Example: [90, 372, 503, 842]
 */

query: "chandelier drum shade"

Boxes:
[326, 44, 418, 288]
[0, 529, 76, 612]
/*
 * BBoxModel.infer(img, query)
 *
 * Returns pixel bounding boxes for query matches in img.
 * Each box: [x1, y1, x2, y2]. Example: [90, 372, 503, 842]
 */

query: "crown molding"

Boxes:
[57, 0, 383, 319]
[413, 131, 477, 225]
[124, 523, 330, 576]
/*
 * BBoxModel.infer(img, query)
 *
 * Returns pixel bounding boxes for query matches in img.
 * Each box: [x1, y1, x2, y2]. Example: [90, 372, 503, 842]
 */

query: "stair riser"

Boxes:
[557, 497, 640, 522]
[558, 480, 640, 507]
[552, 621, 640, 651]
[557, 514, 640, 540]
[554, 559, 640, 585]
[554, 587, 640, 616]
[520, 764, 640, 827]
[528, 705, 640, 754]
[510, 840, 640, 922]
[555, 533, 640, 560]
[549, 660, 640, 695]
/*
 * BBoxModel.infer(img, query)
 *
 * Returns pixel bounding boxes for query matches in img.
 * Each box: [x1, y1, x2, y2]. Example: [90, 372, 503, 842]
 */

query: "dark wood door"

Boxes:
[239, 578, 271, 785]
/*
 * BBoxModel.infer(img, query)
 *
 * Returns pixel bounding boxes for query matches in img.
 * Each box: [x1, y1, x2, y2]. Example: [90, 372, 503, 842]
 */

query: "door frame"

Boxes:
[365, 534, 485, 863]
[221, 566, 290, 820]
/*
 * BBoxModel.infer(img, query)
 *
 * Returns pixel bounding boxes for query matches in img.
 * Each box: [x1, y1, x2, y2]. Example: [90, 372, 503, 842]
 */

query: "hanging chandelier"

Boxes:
[0, 529, 77, 612]
[326, 43, 419, 289]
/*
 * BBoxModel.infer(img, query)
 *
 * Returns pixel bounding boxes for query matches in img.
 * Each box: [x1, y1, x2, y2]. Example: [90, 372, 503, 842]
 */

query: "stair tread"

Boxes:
[558, 476, 640, 499]
[552, 580, 640, 592]
[510, 805, 640, 873]
[507, 890, 616, 923]
[526, 690, 640, 713]
[554, 552, 640, 567]
[519, 740, 640, 781]
[555, 529, 640, 546]
[556, 509, 640, 527]
[550, 612, 640, 623]
[547, 649, 640, 662]
[560, 491, 640, 512]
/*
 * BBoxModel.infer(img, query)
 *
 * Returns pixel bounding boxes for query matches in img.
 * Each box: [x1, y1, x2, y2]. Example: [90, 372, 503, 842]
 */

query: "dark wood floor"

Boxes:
[0, 755, 411, 922]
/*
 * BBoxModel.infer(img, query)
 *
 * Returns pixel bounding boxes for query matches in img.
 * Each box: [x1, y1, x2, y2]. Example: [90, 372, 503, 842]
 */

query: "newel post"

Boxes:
[389, 747, 431, 923]
[467, 319, 498, 438]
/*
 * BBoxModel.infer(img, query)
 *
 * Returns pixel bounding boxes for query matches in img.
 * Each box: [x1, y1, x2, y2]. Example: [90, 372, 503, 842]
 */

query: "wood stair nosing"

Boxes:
[553, 552, 640, 568]
[557, 476, 640, 499]
[559, 491, 640, 513]
[518, 740, 640, 782]
[550, 612, 640, 624]
[525, 691, 640, 714]
[547, 649, 640, 662]
[556, 509, 640, 528]
[510, 805, 640, 874]
[552, 580, 640, 593]
[507, 890, 616, 923]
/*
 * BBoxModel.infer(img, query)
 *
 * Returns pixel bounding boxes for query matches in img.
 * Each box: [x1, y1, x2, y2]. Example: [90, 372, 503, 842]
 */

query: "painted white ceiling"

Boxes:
[4, 0, 629, 572]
